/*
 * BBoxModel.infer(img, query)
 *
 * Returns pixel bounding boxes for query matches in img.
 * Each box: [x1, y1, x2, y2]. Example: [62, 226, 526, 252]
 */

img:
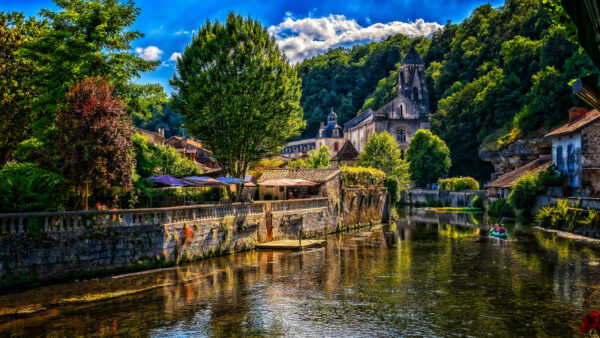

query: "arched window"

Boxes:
[401, 149, 405, 160]
[397, 129, 406, 143]
[399, 104, 403, 118]
[332, 129, 339, 137]
[413, 87, 419, 100]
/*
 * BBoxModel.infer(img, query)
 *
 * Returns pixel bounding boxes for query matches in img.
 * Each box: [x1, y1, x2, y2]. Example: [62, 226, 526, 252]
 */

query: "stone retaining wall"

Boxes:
[404, 189, 486, 208]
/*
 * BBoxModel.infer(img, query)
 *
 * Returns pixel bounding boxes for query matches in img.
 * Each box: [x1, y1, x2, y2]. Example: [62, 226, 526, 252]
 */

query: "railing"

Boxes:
[269, 198, 329, 212]
[0, 202, 266, 234]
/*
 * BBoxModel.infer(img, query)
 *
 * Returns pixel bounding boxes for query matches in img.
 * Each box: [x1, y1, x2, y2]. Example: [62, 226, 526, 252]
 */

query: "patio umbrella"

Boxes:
[147, 175, 189, 187]
[258, 179, 318, 186]
[182, 176, 228, 187]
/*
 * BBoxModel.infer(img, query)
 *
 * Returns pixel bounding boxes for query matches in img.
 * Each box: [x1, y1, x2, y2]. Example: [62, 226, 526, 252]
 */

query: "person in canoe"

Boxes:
[498, 224, 506, 234]
[492, 224, 499, 233]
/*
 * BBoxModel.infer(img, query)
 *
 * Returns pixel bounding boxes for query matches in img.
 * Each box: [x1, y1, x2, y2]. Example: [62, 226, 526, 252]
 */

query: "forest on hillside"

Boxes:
[297, 0, 595, 181]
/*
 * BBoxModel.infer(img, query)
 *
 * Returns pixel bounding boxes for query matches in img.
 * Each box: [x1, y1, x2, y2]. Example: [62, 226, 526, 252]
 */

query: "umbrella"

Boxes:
[182, 176, 228, 187]
[147, 175, 189, 187]
[215, 177, 247, 184]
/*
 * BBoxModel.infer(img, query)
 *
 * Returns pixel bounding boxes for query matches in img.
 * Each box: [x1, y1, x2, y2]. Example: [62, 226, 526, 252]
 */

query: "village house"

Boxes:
[281, 46, 431, 161]
[256, 168, 341, 200]
[544, 108, 600, 197]
[135, 127, 165, 146]
[165, 136, 218, 169]
[331, 140, 359, 168]
[486, 155, 552, 199]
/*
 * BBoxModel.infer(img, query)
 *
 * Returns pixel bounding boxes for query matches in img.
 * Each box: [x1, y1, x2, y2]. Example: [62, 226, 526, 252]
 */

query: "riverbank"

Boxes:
[532, 226, 600, 245]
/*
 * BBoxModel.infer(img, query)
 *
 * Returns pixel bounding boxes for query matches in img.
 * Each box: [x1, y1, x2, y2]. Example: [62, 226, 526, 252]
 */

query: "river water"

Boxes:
[1, 208, 600, 337]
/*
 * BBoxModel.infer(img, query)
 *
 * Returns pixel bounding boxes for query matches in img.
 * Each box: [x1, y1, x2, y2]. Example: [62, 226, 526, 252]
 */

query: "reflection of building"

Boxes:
[282, 46, 431, 161]
[545, 108, 600, 197]
[165, 136, 218, 169]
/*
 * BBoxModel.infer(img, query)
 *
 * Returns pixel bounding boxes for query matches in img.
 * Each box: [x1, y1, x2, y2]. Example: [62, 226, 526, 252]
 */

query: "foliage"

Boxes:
[340, 166, 386, 187]
[471, 195, 484, 209]
[424, 0, 594, 179]
[132, 101, 185, 139]
[0, 12, 46, 165]
[508, 167, 563, 220]
[287, 145, 330, 169]
[135, 187, 222, 208]
[533, 199, 600, 231]
[297, 35, 430, 138]
[406, 129, 451, 186]
[21, 0, 165, 125]
[132, 133, 202, 178]
[248, 158, 285, 180]
[0, 163, 65, 212]
[439, 177, 479, 191]
[358, 131, 404, 176]
[54, 77, 135, 208]
[171, 13, 304, 185]
[487, 198, 515, 218]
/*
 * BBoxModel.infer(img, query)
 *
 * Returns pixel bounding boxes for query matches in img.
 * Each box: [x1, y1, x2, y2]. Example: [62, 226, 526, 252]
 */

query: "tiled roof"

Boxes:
[344, 108, 374, 131]
[545, 109, 600, 138]
[486, 155, 552, 189]
[333, 141, 359, 161]
[257, 168, 341, 183]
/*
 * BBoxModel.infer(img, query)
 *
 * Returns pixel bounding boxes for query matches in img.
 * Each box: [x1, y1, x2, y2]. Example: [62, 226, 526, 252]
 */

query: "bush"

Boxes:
[133, 133, 203, 178]
[535, 199, 581, 230]
[471, 195, 484, 209]
[487, 198, 515, 218]
[508, 167, 563, 221]
[340, 166, 386, 187]
[439, 177, 479, 191]
[0, 163, 65, 212]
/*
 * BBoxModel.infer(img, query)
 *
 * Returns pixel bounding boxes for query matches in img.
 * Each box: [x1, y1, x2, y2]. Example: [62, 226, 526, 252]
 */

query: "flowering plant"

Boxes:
[580, 311, 600, 336]
[96, 202, 108, 211]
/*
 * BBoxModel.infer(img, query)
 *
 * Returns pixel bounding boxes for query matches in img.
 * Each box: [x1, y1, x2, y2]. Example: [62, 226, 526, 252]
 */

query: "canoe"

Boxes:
[490, 230, 508, 239]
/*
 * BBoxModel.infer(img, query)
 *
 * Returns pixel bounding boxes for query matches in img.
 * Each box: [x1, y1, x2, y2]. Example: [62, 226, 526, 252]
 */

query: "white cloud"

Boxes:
[175, 29, 190, 35]
[135, 46, 163, 61]
[268, 14, 443, 63]
[169, 52, 182, 61]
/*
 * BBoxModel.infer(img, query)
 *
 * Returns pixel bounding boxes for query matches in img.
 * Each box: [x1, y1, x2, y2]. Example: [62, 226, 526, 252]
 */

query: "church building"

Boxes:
[281, 46, 431, 160]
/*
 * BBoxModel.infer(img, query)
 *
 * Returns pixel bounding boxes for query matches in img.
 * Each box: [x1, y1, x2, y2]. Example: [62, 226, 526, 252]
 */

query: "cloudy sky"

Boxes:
[3, 0, 503, 93]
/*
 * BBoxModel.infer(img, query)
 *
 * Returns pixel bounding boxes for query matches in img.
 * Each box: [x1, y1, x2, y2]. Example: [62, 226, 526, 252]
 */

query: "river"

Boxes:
[1, 208, 600, 337]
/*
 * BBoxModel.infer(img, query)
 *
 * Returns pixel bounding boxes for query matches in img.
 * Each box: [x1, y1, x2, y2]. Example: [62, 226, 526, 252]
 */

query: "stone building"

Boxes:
[281, 46, 431, 160]
[545, 108, 600, 197]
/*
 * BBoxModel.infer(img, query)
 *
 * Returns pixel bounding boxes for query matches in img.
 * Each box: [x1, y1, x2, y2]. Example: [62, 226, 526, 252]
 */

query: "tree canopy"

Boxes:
[405, 129, 451, 186]
[287, 145, 330, 169]
[171, 12, 304, 184]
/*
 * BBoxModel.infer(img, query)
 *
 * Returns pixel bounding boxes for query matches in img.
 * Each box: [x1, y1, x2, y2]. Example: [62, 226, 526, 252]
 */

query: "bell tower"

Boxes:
[398, 46, 429, 110]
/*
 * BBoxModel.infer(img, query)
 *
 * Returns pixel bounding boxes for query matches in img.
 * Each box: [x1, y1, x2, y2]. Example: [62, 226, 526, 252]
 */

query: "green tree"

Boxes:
[405, 129, 451, 186]
[357, 131, 411, 189]
[21, 0, 165, 125]
[0, 163, 65, 213]
[288, 145, 330, 169]
[170, 13, 304, 190]
[0, 12, 45, 165]
[55, 77, 135, 209]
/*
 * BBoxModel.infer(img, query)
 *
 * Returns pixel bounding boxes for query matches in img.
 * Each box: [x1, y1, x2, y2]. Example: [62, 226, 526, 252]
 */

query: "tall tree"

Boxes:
[406, 129, 451, 186]
[0, 12, 45, 165]
[21, 0, 165, 126]
[55, 77, 134, 209]
[170, 13, 304, 187]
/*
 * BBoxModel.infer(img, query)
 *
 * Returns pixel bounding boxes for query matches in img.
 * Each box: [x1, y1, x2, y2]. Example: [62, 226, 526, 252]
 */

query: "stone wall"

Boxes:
[582, 121, 600, 197]
[0, 191, 388, 285]
[404, 189, 486, 208]
[480, 138, 551, 180]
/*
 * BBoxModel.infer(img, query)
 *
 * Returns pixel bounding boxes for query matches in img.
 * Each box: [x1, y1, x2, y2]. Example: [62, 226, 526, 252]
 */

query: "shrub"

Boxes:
[487, 198, 515, 218]
[471, 195, 484, 209]
[133, 133, 203, 178]
[0, 163, 65, 212]
[508, 167, 563, 221]
[439, 177, 479, 191]
[535, 199, 580, 230]
[340, 166, 386, 187]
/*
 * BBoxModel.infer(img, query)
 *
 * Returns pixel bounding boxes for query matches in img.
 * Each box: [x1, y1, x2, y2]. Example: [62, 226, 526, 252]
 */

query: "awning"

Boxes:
[215, 176, 257, 187]
[147, 175, 189, 187]
[182, 176, 228, 187]
[258, 179, 319, 187]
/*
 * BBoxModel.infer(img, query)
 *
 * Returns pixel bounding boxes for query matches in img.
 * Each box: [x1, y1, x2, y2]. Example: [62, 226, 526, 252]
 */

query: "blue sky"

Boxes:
[3, 0, 504, 93]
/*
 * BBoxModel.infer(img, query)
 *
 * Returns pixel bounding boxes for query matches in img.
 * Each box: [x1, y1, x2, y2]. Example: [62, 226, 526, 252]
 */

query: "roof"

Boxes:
[545, 109, 600, 138]
[257, 168, 341, 183]
[402, 46, 423, 65]
[258, 179, 319, 187]
[344, 108, 374, 131]
[486, 155, 552, 189]
[333, 141, 359, 161]
[136, 128, 164, 140]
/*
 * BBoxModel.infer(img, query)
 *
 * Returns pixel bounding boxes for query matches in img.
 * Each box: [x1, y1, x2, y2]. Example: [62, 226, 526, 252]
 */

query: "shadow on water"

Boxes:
[1, 208, 600, 336]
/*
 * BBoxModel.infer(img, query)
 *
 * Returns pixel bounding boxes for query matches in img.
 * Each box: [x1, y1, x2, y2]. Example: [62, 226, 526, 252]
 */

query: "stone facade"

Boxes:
[480, 138, 552, 181]
[582, 120, 600, 196]
[282, 46, 431, 160]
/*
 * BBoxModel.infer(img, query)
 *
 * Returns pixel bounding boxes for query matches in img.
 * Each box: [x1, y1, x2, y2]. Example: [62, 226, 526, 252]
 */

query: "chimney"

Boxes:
[158, 128, 164, 137]
[569, 107, 587, 123]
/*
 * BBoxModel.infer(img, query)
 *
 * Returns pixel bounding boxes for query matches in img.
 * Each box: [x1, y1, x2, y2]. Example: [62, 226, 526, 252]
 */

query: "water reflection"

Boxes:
[1, 209, 600, 336]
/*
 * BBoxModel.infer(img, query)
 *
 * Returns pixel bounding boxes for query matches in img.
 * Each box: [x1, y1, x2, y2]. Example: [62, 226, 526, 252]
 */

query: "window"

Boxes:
[397, 129, 406, 143]
[399, 105, 403, 118]
[401, 149, 405, 160]
[556, 146, 563, 171]
[567, 144, 576, 171]
[413, 87, 419, 100]
[334, 142, 339, 152]
[332, 129, 339, 137]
